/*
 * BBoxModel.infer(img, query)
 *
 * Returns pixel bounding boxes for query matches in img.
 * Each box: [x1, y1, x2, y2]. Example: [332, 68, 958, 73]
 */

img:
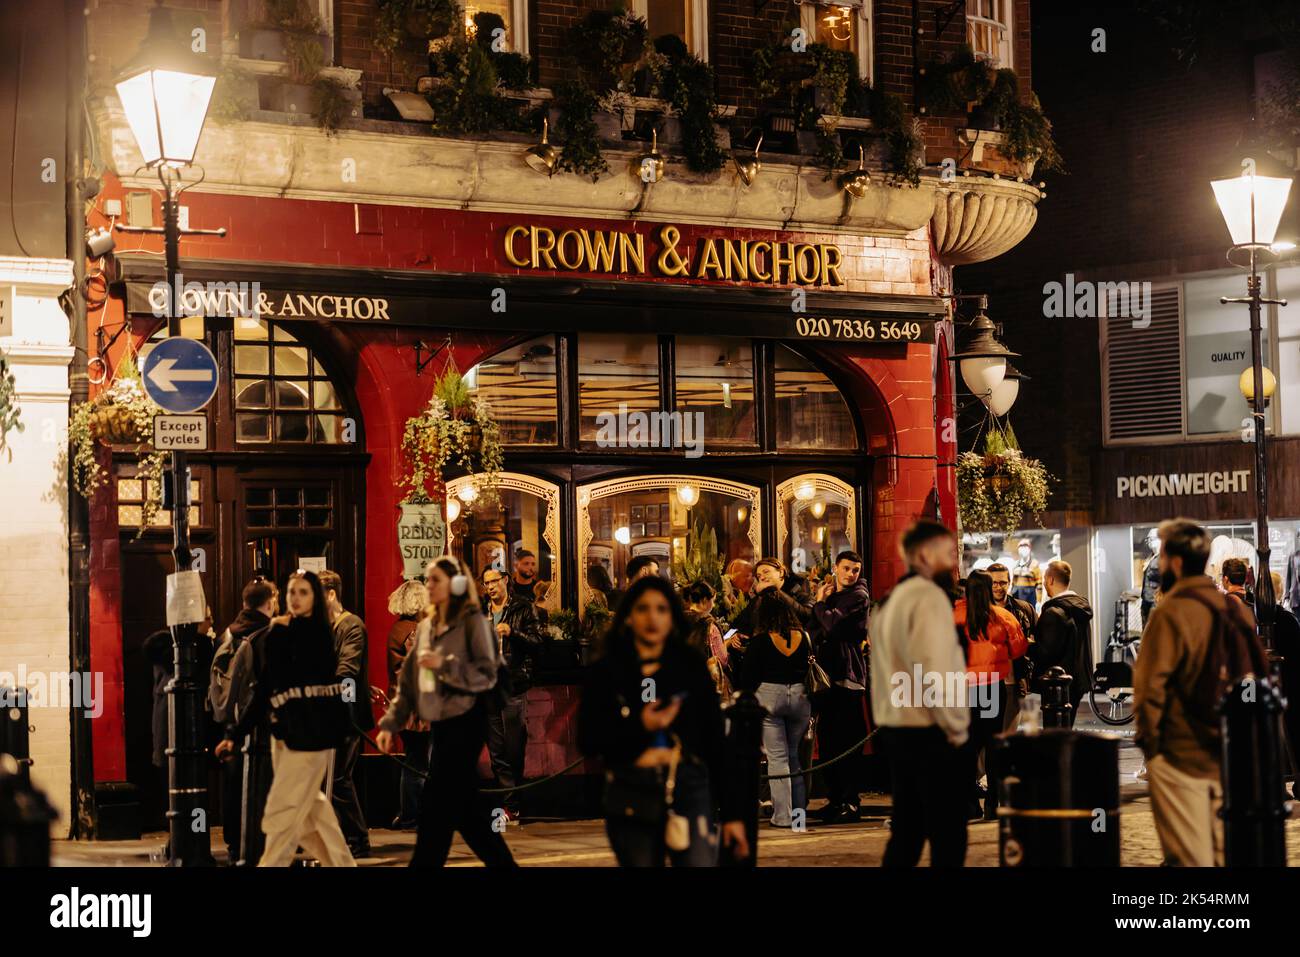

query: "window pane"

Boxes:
[1185, 273, 1268, 435]
[119, 504, 143, 526]
[314, 414, 345, 444]
[235, 379, 269, 408]
[235, 344, 270, 375]
[237, 413, 271, 442]
[247, 488, 272, 507]
[304, 487, 330, 506]
[450, 485, 555, 589]
[774, 346, 857, 449]
[467, 336, 558, 446]
[276, 380, 310, 409]
[118, 479, 143, 503]
[579, 333, 660, 442]
[675, 336, 756, 447]
[813, 3, 857, 54]
[274, 346, 309, 376]
[247, 509, 272, 527]
[313, 380, 342, 410]
[235, 318, 270, 340]
[784, 484, 853, 578]
[276, 413, 311, 442]
[645, 0, 687, 42]
[465, 0, 513, 44]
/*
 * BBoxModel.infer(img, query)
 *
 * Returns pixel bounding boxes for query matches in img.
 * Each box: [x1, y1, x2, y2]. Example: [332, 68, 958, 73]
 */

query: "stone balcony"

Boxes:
[91, 100, 1041, 265]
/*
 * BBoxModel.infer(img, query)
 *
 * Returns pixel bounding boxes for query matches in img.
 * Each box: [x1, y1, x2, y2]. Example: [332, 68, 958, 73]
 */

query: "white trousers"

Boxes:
[1147, 753, 1223, 867]
[259, 738, 357, 867]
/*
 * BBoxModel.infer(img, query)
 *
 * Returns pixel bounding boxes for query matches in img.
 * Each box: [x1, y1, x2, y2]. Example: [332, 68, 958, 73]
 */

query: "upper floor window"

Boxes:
[800, 0, 872, 84]
[232, 319, 349, 444]
[464, 0, 530, 55]
[634, 0, 708, 61]
[967, 0, 1013, 68]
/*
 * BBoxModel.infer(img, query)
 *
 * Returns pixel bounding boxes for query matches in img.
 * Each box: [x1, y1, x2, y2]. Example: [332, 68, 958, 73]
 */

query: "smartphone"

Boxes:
[722, 628, 738, 641]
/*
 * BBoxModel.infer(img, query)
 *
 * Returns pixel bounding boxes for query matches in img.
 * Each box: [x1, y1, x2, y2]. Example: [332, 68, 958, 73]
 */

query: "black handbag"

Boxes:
[603, 766, 668, 824]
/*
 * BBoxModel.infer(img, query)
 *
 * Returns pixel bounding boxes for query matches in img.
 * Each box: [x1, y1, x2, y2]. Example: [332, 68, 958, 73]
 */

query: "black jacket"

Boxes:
[333, 611, 374, 732]
[810, 578, 870, 686]
[225, 616, 351, 751]
[578, 639, 743, 820]
[1033, 593, 1094, 703]
[484, 593, 546, 692]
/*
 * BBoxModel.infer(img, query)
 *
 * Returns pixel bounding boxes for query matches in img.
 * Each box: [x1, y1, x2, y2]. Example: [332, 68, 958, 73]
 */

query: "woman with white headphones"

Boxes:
[376, 555, 517, 867]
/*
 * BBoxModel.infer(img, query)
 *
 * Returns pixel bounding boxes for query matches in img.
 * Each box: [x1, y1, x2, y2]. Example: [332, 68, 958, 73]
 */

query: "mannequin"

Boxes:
[1140, 528, 1161, 625]
[1286, 530, 1300, 611]
[1010, 538, 1042, 606]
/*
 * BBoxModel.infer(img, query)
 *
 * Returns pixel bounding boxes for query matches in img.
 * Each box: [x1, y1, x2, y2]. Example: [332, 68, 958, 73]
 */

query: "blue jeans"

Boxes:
[756, 682, 812, 826]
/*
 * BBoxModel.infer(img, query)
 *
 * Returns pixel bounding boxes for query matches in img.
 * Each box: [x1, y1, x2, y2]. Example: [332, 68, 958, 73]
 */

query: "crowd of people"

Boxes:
[154, 512, 1290, 869]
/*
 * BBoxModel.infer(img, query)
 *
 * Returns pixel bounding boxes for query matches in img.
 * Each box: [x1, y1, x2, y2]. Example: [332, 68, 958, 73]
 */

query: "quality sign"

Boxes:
[141, 338, 219, 414]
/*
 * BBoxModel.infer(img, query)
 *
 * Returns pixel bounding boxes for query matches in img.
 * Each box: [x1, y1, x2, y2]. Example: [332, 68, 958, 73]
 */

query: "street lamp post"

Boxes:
[1211, 159, 1292, 651]
[114, 0, 216, 866]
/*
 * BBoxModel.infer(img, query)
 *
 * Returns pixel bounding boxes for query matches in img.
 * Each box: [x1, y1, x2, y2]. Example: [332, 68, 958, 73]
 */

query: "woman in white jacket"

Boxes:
[376, 556, 517, 868]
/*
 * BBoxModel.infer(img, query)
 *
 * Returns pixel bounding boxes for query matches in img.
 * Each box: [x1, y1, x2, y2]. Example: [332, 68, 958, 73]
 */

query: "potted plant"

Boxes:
[570, 8, 649, 143]
[374, 0, 457, 56]
[400, 363, 504, 509]
[0, 349, 22, 461]
[553, 79, 611, 181]
[647, 44, 726, 172]
[69, 351, 167, 533]
[956, 429, 1051, 535]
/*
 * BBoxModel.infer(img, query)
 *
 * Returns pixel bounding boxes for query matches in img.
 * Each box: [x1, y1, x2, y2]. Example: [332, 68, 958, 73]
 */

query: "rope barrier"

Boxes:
[761, 730, 876, 781]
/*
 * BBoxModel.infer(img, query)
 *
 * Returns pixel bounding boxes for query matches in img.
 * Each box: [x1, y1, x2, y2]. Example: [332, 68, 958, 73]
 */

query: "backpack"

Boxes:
[1171, 588, 1268, 731]
[208, 626, 257, 725]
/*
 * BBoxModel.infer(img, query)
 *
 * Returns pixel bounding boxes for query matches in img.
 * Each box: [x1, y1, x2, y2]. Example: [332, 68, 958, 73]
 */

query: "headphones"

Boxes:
[444, 555, 469, 597]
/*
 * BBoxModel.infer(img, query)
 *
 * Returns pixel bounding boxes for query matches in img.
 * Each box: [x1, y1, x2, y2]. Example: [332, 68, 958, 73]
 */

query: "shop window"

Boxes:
[578, 333, 661, 443]
[463, 0, 529, 55]
[466, 336, 559, 446]
[962, 529, 1060, 608]
[674, 336, 756, 447]
[773, 345, 857, 450]
[233, 319, 348, 445]
[776, 474, 855, 578]
[1185, 273, 1269, 436]
[799, 0, 872, 84]
[633, 0, 707, 60]
[577, 475, 760, 614]
[967, 0, 1013, 68]
[117, 473, 200, 529]
[446, 473, 561, 613]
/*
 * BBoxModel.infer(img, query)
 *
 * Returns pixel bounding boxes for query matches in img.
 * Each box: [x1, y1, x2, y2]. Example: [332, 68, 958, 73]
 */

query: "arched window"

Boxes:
[776, 473, 857, 578]
[774, 344, 858, 450]
[230, 319, 349, 444]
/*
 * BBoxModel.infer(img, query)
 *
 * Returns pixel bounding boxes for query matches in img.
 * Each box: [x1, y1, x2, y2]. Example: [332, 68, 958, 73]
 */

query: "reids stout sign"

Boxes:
[397, 502, 446, 580]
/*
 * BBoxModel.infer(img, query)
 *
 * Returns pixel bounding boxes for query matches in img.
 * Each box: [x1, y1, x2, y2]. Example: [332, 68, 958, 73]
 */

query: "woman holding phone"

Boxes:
[578, 576, 750, 866]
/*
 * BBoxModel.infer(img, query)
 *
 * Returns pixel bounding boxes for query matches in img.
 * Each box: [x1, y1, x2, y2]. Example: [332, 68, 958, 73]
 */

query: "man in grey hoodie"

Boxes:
[871, 520, 970, 867]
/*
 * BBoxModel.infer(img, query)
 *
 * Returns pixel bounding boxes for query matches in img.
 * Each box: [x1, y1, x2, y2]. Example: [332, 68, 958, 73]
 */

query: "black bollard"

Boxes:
[1040, 666, 1074, 729]
[0, 687, 32, 784]
[237, 725, 273, 867]
[722, 689, 765, 866]
[0, 755, 57, 866]
[1220, 674, 1289, 866]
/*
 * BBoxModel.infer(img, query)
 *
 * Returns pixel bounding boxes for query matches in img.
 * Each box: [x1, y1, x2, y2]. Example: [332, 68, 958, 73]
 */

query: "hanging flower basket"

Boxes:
[958, 448, 1051, 535]
[69, 351, 167, 532]
[400, 364, 504, 509]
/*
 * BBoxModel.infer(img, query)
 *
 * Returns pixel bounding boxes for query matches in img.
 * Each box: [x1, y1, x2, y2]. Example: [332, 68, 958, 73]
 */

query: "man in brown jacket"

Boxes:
[1134, 518, 1259, 866]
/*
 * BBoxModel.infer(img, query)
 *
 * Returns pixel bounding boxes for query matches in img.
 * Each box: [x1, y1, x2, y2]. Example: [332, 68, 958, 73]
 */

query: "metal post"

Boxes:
[1246, 257, 1275, 652]
[161, 170, 211, 867]
[1221, 676, 1288, 866]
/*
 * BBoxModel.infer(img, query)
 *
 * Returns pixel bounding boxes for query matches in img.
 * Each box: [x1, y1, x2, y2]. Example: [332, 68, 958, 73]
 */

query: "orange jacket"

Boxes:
[953, 601, 1029, 685]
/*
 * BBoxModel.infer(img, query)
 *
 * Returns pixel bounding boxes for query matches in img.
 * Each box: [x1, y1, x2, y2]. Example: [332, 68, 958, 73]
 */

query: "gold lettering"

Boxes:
[532, 226, 557, 269]
[621, 232, 646, 274]
[279, 295, 301, 317]
[372, 298, 390, 321]
[318, 296, 336, 318]
[794, 244, 820, 285]
[352, 297, 372, 320]
[821, 245, 844, 286]
[724, 240, 748, 281]
[504, 225, 530, 267]
[772, 242, 796, 284]
[581, 229, 618, 272]
[696, 239, 724, 279]
[556, 229, 585, 270]
[748, 241, 772, 281]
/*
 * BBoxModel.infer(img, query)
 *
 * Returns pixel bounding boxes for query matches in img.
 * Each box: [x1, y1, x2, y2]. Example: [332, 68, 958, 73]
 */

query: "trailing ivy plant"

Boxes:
[650, 43, 725, 174]
[554, 80, 610, 181]
[956, 428, 1051, 534]
[374, 0, 457, 56]
[571, 8, 649, 95]
[401, 366, 504, 509]
[0, 350, 22, 461]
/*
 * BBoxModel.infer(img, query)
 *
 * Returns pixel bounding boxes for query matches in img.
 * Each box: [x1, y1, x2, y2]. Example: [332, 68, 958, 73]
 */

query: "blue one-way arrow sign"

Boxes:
[142, 338, 219, 414]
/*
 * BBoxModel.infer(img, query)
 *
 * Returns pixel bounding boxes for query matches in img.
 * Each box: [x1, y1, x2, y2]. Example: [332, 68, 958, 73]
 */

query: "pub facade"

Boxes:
[67, 0, 1045, 833]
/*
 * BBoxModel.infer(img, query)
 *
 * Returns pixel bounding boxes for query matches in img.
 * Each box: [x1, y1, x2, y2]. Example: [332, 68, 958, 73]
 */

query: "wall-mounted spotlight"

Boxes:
[839, 144, 870, 198]
[635, 128, 665, 183]
[735, 134, 762, 186]
[86, 226, 115, 259]
[523, 117, 558, 177]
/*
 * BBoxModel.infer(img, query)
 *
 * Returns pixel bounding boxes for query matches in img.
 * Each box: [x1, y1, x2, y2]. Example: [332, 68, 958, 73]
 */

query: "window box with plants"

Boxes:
[259, 10, 361, 133]
[420, 11, 538, 136]
[239, 0, 333, 66]
[69, 351, 167, 535]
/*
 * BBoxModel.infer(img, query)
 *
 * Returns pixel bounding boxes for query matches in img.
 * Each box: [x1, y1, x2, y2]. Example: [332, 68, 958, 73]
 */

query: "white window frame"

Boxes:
[799, 1, 873, 86]
[632, 0, 708, 62]
[966, 0, 1014, 70]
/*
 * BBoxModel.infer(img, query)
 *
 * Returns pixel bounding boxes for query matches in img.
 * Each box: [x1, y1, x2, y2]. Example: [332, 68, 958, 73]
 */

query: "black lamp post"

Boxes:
[114, 0, 217, 866]
[1211, 156, 1292, 651]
